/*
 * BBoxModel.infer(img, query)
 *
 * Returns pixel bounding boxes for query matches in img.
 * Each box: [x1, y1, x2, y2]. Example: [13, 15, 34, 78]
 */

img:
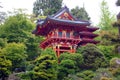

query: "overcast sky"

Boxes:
[0, 0, 120, 25]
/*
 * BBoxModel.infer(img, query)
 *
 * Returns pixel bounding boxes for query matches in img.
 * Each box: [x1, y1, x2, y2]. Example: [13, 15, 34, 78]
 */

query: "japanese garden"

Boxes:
[0, 0, 120, 80]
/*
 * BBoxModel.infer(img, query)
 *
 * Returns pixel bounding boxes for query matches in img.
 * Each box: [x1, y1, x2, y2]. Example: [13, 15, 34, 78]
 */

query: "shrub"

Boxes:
[109, 57, 120, 76]
[98, 45, 114, 61]
[33, 55, 58, 80]
[76, 70, 95, 80]
[79, 44, 108, 70]
[93, 68, 113, 80]
[58, 59, 76, 80]
[59, 53, 83, 71]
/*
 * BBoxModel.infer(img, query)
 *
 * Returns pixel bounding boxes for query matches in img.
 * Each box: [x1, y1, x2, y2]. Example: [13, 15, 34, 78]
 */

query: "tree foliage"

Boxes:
[58, 59, 76, 80]
[78, 44, 108, 70]
[59, 53, 83, 70]
[0, 13, 34, 43]
[71, 6, 90, 20]
[1, 43, 27, 70]
[33, 54, 58, 80]
[25, 36, 42, 60]
[0, 1, 119, 80]
[0, 53, 12, 80]
[33, 0, 63, 16]
[98, 0, 115, 30]
[77, 70, 95, 80]
[0, 11, 42, 60]
[98, 45, 114, 61]
[0, 38, 7, 49]
[58, 53, 83, 79]
[41, 48, 57, 59]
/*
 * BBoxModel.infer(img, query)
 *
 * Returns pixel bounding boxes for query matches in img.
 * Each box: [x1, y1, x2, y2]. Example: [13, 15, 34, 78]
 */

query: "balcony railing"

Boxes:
[47, 35, 80, 40]
[40, 35, 81, 48]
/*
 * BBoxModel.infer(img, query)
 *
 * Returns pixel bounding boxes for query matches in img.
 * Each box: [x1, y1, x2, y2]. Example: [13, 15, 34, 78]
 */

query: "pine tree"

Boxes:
[98, 0, 115, 30]
[71, 6, 90, 20]
[33, 0, 63, 16]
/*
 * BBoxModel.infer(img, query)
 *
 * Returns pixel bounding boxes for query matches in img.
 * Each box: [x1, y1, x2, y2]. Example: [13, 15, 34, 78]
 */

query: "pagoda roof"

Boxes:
[79, 31, 98, 37]
[37, 16, 91, 26]
[36, 6, 91, 25]
[86, 26, 99, 32]
[80, 38, 100, 44]
[52, 6, 77, 20]
[32, 17, 91, 35]
[32, 6, 98, 36]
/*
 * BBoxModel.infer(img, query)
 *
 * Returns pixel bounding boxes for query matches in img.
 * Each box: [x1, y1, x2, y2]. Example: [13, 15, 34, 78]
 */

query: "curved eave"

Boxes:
[81, 38, 100, 44]
[87, 27, 99, 32]
[79, 32, 99, 37]
[47, 17, 91, 26]
[32, 25, 40, 35]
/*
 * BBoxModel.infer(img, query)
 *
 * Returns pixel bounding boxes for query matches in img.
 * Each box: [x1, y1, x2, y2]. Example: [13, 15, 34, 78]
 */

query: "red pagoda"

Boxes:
[32, 6, 99, 57]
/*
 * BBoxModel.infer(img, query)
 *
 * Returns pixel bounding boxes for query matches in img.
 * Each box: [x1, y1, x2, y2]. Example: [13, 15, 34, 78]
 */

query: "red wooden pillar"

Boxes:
[57, 45, 60, 57]
[70, 46, 73, 53]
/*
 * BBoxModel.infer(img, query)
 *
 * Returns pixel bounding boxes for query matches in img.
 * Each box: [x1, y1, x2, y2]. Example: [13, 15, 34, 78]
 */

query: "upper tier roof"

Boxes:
[37, 6, 91, 25]
[37, 16, 90, 26]
[52, 6, 77, 20]
[32, 6, 98, 36]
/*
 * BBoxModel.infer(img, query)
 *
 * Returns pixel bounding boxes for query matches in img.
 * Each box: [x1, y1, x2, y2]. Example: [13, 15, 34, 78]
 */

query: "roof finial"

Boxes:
[64, 5, 68, 9]
[62, 3, 68, 9]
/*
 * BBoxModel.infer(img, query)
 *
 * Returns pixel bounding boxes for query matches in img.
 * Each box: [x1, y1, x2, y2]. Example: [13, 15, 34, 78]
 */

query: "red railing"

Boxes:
[40, 35, 81, 48]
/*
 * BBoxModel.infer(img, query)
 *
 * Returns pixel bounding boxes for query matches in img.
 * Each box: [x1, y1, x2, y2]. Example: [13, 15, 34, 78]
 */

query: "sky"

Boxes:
[0, 0, 120, 25]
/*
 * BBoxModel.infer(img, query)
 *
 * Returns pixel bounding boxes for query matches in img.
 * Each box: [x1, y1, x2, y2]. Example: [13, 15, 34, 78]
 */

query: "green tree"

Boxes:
[33, 55, 58, 80]
[76, 70, 95, 80]
[58, 53, 83, 80]
[25, 36, 42, 60]
[0, 38, 7, 49]
[59, 53, 83, 71]
[0, 11, 42, 60]
[41, 48, 57, 59]
[0, 53, 12, 80]
[33, 0, 63, 16]
[71, 6, 90, 20]
[98, 45, 114, 61]
[0, 13, 34, 43]
[58, 59, 76, 80]
[98, 0, 115, 30]
[78, 44, 108, 70]
[19, 48, 57, 80]
[1, 43, 27, 70]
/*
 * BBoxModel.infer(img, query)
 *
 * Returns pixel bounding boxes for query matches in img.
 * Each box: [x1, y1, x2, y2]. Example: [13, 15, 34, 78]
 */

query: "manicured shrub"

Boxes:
[78, 44, 108, 70]
[77, 70, 95, 80]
